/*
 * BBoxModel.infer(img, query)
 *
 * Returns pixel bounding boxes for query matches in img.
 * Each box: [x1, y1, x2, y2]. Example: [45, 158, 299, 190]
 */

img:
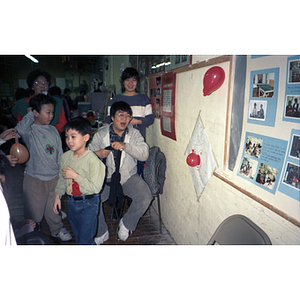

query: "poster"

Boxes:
[149, 75, 162, 118]
[237, 132, 288, 194]
[160, 72, 176, 140]
[278, 128, 300, 201]
[247, 68, 279, 127]
[282, 55, 300, 124]
[185, 116, 217, 198]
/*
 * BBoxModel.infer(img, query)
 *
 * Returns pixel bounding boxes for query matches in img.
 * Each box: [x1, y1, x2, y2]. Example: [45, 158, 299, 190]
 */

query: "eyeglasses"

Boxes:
[33, 81, 49, 86]
[116, 112, 132, 120]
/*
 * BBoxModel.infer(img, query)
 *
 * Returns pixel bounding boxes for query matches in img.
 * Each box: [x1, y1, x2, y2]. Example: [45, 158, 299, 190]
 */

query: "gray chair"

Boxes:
[207, 214, 272, 245]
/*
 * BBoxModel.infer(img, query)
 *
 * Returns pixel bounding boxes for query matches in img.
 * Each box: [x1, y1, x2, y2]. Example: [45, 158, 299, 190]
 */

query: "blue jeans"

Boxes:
[68, 194, 100, 245]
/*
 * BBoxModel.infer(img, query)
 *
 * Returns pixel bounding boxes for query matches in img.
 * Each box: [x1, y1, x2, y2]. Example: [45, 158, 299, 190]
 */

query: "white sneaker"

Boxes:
[52, 228, 72, 241]
[118, 218, 130, 241]
[94, 230, 109, 245]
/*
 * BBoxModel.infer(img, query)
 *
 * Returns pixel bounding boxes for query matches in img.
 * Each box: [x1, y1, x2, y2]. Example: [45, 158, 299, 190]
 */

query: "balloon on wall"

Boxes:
[10, 142, 29, 164]
[186, 149, 201, 167]
[203, 66, 225, 96]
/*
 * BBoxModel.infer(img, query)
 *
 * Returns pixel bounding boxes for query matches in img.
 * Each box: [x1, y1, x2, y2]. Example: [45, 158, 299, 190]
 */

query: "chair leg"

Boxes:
[112, 195, 126, 221]
[156, 193, 162, 234]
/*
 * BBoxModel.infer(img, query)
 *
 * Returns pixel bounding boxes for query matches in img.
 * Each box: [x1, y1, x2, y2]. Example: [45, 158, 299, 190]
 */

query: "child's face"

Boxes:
[65, 128, 89, 154]
[111, 110, 132, 136]
[123, 77, 137, 94]
[33, 103, 54, 126]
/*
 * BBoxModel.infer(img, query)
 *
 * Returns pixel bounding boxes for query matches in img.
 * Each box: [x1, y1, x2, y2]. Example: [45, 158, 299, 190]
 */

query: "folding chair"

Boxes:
[207, 214, 272, 245]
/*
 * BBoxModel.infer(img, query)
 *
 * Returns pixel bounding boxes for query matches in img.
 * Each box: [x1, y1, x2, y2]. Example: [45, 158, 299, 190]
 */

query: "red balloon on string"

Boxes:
[186, 149, 201, 167]
[203, 66, 225, 96]
[10, 142, 29, 164]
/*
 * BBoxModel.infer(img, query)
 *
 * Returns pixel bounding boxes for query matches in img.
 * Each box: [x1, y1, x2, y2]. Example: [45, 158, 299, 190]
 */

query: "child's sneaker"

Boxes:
[52, 228, 72, 241]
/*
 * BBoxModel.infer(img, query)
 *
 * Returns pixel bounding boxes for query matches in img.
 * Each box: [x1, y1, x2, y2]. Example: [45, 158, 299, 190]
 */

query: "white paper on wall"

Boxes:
[185, 116, 218, 198]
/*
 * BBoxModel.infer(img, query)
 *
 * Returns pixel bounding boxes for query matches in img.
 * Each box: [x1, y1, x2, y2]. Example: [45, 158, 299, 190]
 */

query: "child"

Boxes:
[53, 117, 105, 245]
[15, 94, 72, 241]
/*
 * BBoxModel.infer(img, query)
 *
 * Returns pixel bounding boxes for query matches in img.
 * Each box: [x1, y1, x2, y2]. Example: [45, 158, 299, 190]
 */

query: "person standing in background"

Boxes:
[11, 69, 67, 133]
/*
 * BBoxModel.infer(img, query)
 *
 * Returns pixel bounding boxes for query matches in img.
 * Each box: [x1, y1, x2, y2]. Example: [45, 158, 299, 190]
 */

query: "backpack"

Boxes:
[143, 146, 166, 195]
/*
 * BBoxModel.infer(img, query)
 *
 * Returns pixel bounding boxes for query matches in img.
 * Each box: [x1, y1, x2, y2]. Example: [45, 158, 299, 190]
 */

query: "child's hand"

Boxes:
[95, 149, 110, 159]
[53, 195, 61, 214]
[23, 219, 36, 228]
[62, 165, 78, 179]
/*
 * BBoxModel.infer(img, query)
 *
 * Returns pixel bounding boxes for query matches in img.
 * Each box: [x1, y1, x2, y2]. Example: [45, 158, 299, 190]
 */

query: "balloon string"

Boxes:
[15, 132, 19, 143]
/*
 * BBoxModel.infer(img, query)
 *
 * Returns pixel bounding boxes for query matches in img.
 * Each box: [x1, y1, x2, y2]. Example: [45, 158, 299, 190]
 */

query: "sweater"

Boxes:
[15, 112, 62, 181]
[105, 93, 154, 138]
[55, 149, 105, 197]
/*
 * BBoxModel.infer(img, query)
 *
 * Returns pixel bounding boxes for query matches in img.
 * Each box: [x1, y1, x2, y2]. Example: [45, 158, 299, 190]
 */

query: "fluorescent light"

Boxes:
[151, 61, 172, 69]
[25, 55, 39, 63]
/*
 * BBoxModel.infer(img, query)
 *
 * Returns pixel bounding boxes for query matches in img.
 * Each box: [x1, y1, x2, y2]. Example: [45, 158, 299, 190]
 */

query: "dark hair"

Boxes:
[64, 88, 71, 94]
[0, 153, 10, 177]
[27, 69, 51, 89]
[49, 86, 62, 96]
[64, 116, 92, 140]
[121, 67, 140, 93]
[15, 87, 27, 101]
[110, 101, 132, 119]
[29, 94, 56, 113]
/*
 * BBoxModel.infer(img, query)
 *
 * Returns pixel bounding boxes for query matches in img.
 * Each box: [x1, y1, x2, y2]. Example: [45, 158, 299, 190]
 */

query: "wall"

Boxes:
[104, 55, 130, 94]
[145, 55, 300, 245]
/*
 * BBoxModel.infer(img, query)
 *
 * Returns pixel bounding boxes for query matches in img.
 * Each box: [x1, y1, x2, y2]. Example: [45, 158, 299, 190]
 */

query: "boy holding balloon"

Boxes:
[15, 94, 72, 241]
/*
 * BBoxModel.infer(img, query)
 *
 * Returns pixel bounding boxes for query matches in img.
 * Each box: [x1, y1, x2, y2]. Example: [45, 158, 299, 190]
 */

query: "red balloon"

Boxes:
[203, 66, 225, 96]
[10, 142, 29, 164]
[186, 149, 201, 167]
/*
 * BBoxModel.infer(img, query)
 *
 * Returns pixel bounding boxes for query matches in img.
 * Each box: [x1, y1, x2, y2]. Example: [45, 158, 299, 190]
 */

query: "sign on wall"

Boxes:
[160, 72, 176, 141]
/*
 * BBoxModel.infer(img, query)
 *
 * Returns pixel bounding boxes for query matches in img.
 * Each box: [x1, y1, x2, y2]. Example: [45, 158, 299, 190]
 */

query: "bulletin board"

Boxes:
[149, 72, 177, 140]
[149, 75, 162, 118]
[231, 55, 300, 227]
[160, 72, 177, 141]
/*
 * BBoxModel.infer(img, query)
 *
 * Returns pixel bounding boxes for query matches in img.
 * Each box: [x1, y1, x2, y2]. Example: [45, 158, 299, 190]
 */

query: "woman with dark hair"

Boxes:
[11, 69, 67, 133]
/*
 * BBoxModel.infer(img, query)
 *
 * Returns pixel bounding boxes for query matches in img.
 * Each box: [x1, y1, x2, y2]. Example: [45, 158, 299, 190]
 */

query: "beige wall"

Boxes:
[104, 55, 130, 94]
[145, 55, 300, 245]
